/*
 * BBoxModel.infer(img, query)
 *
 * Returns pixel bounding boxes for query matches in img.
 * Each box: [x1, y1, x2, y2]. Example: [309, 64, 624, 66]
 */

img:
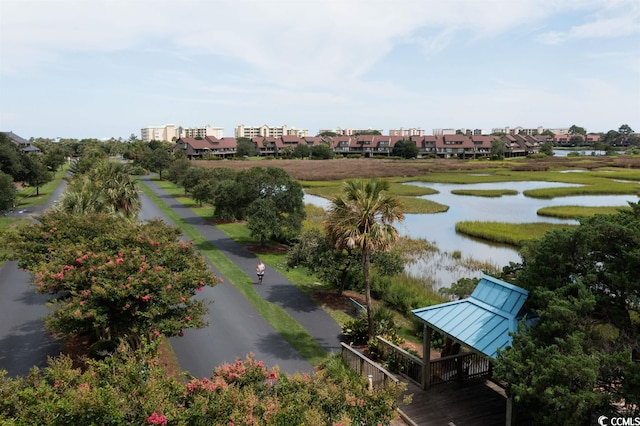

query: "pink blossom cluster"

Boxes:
[344, 395, 367, 407]
[147, 412, 167, 425]
[184, 376, 229, 394]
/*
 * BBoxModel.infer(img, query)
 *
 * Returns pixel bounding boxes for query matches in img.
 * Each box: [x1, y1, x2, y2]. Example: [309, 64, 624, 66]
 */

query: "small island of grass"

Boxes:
[450, 189, 518, 198]
[537, 205, 632, 219]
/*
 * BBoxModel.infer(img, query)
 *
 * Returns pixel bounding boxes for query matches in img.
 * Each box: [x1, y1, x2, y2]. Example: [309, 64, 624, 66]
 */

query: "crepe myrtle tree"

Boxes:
[6, 211, 218, 350]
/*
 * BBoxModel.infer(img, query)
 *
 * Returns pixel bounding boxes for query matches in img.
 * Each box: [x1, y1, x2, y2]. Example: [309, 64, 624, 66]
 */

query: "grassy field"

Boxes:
[196, 155, 640, 181]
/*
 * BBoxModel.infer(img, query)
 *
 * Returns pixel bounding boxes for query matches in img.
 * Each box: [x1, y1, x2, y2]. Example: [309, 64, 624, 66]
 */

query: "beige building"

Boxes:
[141, 124, 179, 142]
[235, 124, 308, 138]
[180, 125, 224, 139]
[389, 128, 425, 137]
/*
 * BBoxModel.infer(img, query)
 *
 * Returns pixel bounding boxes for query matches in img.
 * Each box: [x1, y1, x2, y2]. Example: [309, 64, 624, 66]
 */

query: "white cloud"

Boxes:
[537, 0, 640, 44]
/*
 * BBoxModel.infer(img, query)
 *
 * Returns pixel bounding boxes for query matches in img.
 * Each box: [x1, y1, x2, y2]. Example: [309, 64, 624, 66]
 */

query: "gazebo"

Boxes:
[412, 274, 529, 389]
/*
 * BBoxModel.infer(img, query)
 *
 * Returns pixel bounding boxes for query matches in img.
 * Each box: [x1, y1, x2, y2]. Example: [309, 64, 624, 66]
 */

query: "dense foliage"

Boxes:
[496, 203, 640, 424]
[5, 212, 217, 349]
[0, 345, 403, 425]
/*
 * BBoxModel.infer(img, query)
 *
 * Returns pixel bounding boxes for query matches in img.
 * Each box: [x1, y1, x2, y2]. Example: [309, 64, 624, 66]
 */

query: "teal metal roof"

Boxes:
[412, 274, 528, 359]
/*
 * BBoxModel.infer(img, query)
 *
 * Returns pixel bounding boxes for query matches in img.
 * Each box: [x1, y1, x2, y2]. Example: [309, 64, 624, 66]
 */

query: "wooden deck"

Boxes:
[397, 378, 507, 426]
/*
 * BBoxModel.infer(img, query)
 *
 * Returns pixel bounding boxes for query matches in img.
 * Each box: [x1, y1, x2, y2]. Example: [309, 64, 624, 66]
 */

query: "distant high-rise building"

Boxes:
[140, 124, 179, 142]
[179, 125, 224, 139]
[389, 128, 425, 137]
[235, 124, 308, 138]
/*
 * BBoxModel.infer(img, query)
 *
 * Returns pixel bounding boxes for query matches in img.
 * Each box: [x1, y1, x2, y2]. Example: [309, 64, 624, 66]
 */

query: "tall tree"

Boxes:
[496, 203, 640, 423]
[23, 155, 53, 196]
[0, 172, 16, 212]
[490, 139, 505, 160]
[392, 140, 419, 159]
[236, 137, 256, 157]
[324, 179, 404, 338]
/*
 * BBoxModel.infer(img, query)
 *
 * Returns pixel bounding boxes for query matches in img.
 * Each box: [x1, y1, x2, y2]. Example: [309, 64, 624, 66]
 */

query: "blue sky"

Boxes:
[1, 0, 639, 140]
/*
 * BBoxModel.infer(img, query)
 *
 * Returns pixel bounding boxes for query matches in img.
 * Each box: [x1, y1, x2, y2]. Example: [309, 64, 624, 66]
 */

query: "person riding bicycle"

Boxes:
[256, 260, 265, 284]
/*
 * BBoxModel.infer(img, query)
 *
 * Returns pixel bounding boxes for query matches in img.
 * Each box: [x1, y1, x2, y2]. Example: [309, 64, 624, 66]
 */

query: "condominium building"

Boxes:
[235, 124, 308, 138]
[140, 125, 179, 142]
[317, 127, 384, 136]
[389, 128, 425, 137]
[180, 125, 224, 139]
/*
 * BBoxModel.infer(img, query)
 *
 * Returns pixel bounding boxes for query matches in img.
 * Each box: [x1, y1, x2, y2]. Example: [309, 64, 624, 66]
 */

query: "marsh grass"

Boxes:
[537, 205, 632, 219]
[455, 221, 576, 247]
[450, 189, 518, 197]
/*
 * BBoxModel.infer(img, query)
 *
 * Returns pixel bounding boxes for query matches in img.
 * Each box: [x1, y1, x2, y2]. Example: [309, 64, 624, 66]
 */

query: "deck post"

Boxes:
[422, 324, 432, 389]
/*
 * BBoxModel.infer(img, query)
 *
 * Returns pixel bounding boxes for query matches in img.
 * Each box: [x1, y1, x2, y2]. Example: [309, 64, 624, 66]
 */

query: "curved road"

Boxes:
[0, 176, 342, 378]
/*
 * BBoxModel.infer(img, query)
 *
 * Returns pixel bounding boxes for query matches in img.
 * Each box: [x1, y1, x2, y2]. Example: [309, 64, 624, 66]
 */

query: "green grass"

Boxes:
[139, 180, 328, 366]
[450, 189, 518, 197]
[455, 221, 576, 247]
[537, 205, 632, 219]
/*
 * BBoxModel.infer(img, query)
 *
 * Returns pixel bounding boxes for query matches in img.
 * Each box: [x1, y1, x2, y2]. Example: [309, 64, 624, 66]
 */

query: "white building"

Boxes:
[235, 124, 308, 138]
[140, 125, 179, 142]
[389, 128, 425, 137]
[180, 125, 224, 139]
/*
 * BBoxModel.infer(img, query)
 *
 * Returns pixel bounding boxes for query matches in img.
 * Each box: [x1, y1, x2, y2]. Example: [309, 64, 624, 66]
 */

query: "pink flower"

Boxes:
[76, 258, 82, 264]
[166, 285, 172, 290]
[116, 258, 123, 264]
[180, 297, 186, 302]
[147, 412, 167, 425]
[268, 371, 278, 381]
[141, 295, 151, 302]
[153, 330, 160, 337]
[185, 316, 191, 322]
[73, 310, 81, 316]
[198, 286, 203, 292]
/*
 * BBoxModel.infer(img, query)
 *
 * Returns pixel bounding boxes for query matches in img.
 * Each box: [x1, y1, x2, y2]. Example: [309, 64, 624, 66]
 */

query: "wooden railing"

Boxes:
[376, 336, 423, 386]
[340, 343, 398, 387]
[429, 352, 491, 386]
[375, 336, 492, 388]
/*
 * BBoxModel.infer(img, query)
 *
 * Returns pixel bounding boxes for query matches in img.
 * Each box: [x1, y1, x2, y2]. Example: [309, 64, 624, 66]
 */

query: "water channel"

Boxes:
[304, 180, 639, 290]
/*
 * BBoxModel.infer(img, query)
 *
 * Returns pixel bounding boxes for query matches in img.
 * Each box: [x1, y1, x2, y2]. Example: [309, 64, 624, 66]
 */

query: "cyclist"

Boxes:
[256, 260, 265, 284]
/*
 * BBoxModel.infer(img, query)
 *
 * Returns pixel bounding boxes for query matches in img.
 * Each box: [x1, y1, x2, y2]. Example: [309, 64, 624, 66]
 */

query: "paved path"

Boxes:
[139, 176, 342, 377]
[0, 179, 68, 376]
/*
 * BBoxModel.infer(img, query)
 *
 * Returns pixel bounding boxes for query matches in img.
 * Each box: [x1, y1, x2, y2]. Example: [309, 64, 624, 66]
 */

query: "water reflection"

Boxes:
[304, 181, 638, 289]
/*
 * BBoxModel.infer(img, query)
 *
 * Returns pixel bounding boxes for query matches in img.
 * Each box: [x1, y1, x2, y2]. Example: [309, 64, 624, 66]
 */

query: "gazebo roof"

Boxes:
[412, 274, 529, 359]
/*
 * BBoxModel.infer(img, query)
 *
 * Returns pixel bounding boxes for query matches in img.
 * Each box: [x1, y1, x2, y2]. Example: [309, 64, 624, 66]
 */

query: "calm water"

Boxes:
[304, 180, 638, 289]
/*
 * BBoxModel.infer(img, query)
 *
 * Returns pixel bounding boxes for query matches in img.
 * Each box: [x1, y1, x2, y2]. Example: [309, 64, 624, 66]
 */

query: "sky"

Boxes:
[1, 0, 639, 140]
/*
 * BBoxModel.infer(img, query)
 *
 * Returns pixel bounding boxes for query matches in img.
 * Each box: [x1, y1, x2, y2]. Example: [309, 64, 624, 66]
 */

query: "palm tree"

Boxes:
[53, 177, 114, 215]
[324, 179, 404, 339]
[89, 161, 141, 219]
